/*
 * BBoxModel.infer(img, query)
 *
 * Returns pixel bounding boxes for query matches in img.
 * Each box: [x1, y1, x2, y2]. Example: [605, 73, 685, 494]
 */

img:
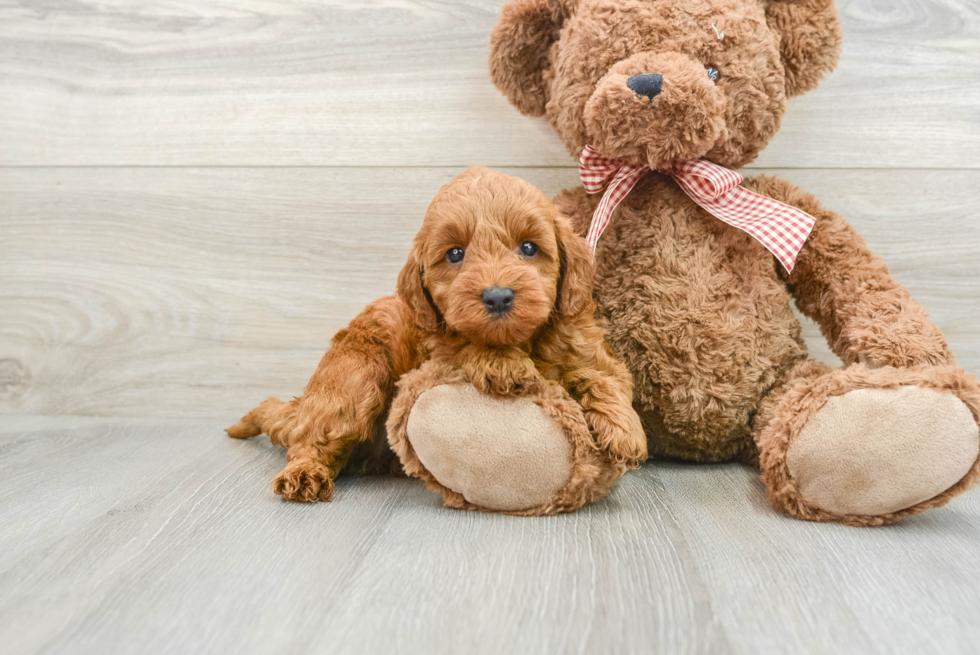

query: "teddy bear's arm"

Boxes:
[744, 174, 953, 369]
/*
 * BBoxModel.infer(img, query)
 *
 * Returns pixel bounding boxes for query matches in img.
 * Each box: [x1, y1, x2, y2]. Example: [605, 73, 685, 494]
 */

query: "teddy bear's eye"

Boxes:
[446, 247, 465, 264]
[706, 66, 720, 82]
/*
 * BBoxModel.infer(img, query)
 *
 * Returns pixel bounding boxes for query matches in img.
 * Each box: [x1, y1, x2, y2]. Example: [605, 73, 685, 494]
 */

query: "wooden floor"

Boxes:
[2, 415, 979, 655]
[1, 1, 979, 653]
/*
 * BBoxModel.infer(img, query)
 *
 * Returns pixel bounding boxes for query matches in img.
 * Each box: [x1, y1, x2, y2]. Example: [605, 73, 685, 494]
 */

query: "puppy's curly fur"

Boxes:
[227, 167, 646, 502]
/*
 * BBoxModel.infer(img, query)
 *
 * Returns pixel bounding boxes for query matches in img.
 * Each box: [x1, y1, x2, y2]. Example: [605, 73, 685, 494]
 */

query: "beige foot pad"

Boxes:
[407, 384, 573, 512]
[787, 386, 980, 516]
[386, 359, 626, 516]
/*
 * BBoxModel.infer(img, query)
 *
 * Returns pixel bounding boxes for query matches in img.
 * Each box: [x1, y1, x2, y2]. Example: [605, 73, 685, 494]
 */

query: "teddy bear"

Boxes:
[488, 0, 980, 525]
[228, 166, 641, 514]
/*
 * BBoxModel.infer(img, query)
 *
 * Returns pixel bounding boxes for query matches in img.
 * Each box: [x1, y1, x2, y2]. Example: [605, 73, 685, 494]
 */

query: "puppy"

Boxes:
[227, 167, 647, 501]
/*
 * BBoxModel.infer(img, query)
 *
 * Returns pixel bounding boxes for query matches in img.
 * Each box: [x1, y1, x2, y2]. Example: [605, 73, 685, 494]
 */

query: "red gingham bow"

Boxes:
[579, 145, 816, 272]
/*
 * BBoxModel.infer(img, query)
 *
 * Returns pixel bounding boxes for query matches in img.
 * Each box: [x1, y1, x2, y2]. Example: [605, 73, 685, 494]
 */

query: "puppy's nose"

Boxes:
[627, 73, 663, 99]
[481, 287, 515, 314]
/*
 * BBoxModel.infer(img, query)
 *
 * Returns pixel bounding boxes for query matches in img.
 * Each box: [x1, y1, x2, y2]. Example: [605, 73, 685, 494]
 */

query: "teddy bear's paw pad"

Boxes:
[787, 386, 979, 516]
[407, 384, 573, 512]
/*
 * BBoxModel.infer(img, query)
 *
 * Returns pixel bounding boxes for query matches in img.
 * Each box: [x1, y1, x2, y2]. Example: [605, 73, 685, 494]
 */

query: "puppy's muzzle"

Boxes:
[482, 286, 515, 315]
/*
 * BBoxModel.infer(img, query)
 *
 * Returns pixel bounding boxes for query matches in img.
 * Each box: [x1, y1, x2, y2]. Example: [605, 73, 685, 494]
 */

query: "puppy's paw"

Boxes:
[273, 459, 335, 502]
[590, 410, 648, 468]
[607, 429, 648, 469]
[457, 345, 541, 397]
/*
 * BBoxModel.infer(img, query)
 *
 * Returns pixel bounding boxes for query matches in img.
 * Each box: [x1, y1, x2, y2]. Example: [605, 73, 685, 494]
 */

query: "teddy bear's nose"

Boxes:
[627, 73, 663, 99]
[482, 287, 515, 315]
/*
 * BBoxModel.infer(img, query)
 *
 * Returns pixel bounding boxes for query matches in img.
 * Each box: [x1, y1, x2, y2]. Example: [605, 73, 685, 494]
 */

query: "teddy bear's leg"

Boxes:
[396, 382, 579, 512]
[740, 175, 980, 524]
[753, 360, 980, 525]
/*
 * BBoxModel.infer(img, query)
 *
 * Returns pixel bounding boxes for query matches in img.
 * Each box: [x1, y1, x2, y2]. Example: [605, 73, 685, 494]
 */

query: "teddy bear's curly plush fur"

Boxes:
[489, 0, 980, 525]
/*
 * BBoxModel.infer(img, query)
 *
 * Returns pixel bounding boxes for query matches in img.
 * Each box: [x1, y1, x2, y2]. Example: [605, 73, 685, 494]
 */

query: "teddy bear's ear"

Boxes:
[765, 0, 843, 97]
[397, 253, 441, 333]
[489, 0, 573, 117]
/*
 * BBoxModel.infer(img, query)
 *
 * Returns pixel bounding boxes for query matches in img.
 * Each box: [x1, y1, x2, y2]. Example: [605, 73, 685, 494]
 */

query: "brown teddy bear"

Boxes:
[489, 0, 980, 525]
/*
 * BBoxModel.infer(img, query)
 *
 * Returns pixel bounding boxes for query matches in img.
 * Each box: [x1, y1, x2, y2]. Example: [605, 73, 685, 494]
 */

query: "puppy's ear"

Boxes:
[397, 253, 440, 333]
[489, 0, 573, 117]
[554, 214, 595, 319]
[765, 0, 842, 97]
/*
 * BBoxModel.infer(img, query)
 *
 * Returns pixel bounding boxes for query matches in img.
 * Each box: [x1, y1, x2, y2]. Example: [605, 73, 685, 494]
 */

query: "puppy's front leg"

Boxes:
[565, 345, 648, 468]
[453, 343, 540, 397]
[229, 294, 420, 501]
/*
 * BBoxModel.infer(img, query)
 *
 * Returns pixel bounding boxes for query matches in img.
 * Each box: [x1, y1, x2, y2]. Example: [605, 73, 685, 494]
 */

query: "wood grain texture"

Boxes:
[0, 415, 978, 655]
[2, 167, 978, 418]
[0, 0, 977, 168]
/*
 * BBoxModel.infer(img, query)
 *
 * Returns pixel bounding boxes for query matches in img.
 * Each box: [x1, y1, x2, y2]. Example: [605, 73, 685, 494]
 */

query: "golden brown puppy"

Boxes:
[228, 167, 646, 502]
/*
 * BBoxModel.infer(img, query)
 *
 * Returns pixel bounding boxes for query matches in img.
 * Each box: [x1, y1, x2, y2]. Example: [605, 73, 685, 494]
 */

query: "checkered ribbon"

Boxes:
[579, 146, 816, 272]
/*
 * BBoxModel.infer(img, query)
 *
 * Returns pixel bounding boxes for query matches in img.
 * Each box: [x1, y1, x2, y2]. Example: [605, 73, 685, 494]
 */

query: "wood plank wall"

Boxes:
[1, 0, 978, 418]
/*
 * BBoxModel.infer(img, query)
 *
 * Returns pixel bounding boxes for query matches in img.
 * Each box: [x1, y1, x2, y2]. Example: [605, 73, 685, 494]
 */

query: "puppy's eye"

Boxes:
[519, 241, 539, 257]
[445, 247, 465, 264]
[706, 66, 719, 82]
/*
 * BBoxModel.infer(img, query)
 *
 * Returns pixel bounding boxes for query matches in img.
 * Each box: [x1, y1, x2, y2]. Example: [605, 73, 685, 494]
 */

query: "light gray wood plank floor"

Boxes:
[2, 0, 979, 653]
[1, 415, 979, 655]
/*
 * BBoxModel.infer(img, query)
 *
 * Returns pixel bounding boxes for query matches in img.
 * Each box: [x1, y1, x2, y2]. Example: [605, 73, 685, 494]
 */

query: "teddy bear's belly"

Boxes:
[590, 182, 809, 461]
[405, 383, 574, 511]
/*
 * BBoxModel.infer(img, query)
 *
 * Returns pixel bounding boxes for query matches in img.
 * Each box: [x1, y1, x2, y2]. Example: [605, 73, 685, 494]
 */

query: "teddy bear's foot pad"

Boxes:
[786, 386, 979, 516]
[406, 384, 573, 512]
